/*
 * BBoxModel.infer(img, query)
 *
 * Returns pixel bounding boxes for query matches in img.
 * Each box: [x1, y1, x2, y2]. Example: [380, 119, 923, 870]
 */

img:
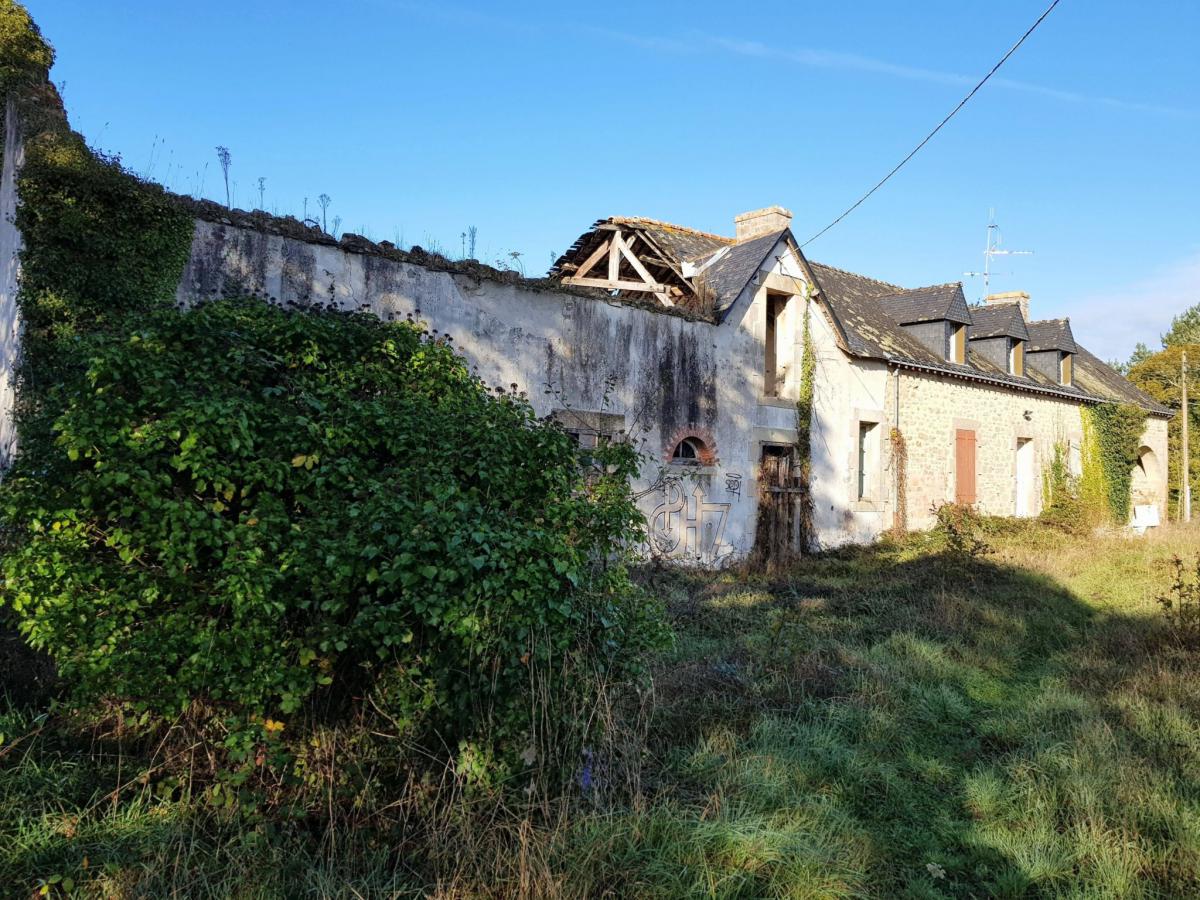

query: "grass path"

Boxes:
[2, 521, 1199, 897]
[562, 523, 1200, 898]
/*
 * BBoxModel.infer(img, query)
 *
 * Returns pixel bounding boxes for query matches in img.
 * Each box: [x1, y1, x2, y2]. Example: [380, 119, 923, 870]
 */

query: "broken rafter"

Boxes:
[562, 227, 670, 300]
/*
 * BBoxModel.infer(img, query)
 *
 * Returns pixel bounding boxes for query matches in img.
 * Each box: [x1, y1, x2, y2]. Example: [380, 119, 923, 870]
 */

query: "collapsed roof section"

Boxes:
[548, 216, 784, 314]
[548, 213, 1168, 416]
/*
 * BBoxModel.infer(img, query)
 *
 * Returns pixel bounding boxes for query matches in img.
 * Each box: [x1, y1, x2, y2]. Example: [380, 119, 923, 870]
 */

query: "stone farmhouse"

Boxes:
[0, 84, 1170, 564]
[159, 203, 1169, 565]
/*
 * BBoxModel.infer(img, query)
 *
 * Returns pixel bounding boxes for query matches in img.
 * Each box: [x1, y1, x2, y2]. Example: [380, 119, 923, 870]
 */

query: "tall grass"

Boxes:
[3, 521, 1200, 896]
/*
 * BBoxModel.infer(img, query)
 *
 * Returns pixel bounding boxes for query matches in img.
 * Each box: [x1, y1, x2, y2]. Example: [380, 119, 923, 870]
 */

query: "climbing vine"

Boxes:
[1080, 403, 1146, 524]
[794, 296, 815, 548]
[890, 425, 908, 534]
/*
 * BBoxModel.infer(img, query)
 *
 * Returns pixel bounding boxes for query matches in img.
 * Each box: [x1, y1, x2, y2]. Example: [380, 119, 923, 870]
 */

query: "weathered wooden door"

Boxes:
[955, 429, 977, 505]
[753, 446, 803, 563]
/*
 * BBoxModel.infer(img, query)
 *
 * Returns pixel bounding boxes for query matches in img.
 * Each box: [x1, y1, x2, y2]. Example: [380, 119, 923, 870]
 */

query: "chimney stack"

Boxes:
[985, 290, 1030, 321]
[734, 206, 792, 243]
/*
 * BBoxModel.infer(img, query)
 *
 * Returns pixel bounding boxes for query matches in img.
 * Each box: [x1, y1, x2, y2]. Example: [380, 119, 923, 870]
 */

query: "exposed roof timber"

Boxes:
[560, 227, 673, 303]
[549, 216, 1166, 415]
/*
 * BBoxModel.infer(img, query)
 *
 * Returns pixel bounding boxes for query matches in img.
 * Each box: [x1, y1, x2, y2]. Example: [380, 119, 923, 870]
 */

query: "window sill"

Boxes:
[850, 498, 888, 513]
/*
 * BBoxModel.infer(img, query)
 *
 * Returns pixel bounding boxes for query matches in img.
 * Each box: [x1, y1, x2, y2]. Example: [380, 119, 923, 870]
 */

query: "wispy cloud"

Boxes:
[1069, 252, 1200, 362]
[591, 27, 1197, 119]
[361, 0, 1196, 119]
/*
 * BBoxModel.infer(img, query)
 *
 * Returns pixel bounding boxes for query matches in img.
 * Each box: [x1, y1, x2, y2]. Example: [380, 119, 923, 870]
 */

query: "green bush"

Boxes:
[0, 0, 53, 93]
[0, 298, 665, 770]
[932, 502, 992, 561]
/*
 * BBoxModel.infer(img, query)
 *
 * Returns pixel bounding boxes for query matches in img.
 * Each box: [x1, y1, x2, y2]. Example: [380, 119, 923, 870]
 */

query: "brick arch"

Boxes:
[664, 425, 718, 466]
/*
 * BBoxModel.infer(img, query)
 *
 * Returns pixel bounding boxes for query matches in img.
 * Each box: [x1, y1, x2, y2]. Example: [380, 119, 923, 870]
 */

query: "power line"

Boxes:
[801, 0, 1062, 248]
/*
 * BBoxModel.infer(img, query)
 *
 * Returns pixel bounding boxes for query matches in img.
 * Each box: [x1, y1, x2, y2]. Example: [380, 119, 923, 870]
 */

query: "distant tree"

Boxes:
[1112, 342, 1154, 375]
[215, 146, 231, 208]
[1162, 302, 1200, 347]
[257, 176, 266, 210]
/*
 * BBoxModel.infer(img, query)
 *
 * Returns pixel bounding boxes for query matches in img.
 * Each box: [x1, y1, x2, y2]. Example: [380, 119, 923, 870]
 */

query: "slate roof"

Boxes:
[620, 217, 730, 263]
[876, 283, 972, 326]
[967, 303, 1030, 341]
[550, 216, 1169, 416]
[804, 258, 1168, 415]
[694, 230, 787, 313]
[1027, 318, 1077, 354]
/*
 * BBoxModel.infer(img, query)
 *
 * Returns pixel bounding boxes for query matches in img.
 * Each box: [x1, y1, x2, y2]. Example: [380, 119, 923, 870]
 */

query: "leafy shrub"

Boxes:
[1038, 442, 1093, 534]
[0, 0, 53, 93]
[932, 503, 992, 561]
[0, 298, 666, 773]
[1158, 555, 1200, 648]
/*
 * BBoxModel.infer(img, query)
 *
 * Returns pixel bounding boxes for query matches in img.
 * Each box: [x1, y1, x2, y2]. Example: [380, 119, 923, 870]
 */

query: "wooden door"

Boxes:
[955, 429, 977, 505]
[753, 446, 802, 564]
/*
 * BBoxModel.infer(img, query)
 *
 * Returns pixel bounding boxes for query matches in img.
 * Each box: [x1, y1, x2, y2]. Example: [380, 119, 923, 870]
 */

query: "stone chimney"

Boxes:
[734, 206, 792, 243]
[985, 290, 1030, 321]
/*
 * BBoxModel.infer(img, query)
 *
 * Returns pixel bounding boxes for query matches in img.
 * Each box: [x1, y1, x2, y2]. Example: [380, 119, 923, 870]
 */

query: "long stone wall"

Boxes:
[174, 218, 1173, 560]
[177, 218, 766, 565]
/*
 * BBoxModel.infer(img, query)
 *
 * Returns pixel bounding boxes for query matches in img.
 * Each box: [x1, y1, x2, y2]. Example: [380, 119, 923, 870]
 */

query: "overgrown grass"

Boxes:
[4, 521, 1200, 896]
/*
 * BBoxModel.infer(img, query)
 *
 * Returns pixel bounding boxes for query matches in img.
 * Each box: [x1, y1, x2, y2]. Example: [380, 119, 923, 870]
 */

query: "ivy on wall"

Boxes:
[794, 297, 815, 548]
[1080, 403, 1146, 524]
[890, 425, 908, 534]
[3, 30, 194, 457]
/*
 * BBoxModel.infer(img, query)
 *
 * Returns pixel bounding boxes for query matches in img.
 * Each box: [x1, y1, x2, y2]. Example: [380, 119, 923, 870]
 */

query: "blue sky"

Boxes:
[29, 0, 1199, 362]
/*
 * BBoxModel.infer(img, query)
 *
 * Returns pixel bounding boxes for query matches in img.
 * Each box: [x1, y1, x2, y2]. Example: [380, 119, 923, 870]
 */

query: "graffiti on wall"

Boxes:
[724, 472, 742, 501]
[649, 481, 730, 563]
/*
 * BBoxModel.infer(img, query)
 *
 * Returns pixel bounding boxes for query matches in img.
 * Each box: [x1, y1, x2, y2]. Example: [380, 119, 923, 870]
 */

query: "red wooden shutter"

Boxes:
[955, 429, 977, 505]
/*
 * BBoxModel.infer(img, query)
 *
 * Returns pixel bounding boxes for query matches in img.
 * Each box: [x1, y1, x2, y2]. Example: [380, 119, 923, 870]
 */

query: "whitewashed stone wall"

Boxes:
[177, 219, 795, 565]
[173, 219, 1172, 561]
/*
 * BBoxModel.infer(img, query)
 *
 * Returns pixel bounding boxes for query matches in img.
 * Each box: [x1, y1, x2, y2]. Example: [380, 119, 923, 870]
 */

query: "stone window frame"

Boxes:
[756, 272, 807, 403]
[851, 407, 888, 512]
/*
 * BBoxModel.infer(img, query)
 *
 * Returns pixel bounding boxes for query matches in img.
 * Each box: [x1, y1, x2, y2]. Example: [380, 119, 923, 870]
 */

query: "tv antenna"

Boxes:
[964, 209, 1034, 299]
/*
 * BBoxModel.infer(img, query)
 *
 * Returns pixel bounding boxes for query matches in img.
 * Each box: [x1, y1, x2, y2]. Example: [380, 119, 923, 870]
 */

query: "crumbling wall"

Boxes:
[177, 218, 748, 564]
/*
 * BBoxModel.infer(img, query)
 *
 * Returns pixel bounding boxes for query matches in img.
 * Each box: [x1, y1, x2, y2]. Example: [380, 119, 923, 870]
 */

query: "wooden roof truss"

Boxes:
[558, 223, 695, 307]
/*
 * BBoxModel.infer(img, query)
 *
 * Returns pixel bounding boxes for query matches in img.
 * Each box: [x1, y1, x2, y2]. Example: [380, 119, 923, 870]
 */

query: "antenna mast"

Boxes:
[964, 209, 1034, 299]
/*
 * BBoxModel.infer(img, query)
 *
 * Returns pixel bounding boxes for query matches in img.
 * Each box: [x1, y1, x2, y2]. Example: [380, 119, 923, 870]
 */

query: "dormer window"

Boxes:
[1009, 339, 1025, 376]
[1023, 318, 1077, 385]
[950, 324, 966, 364]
